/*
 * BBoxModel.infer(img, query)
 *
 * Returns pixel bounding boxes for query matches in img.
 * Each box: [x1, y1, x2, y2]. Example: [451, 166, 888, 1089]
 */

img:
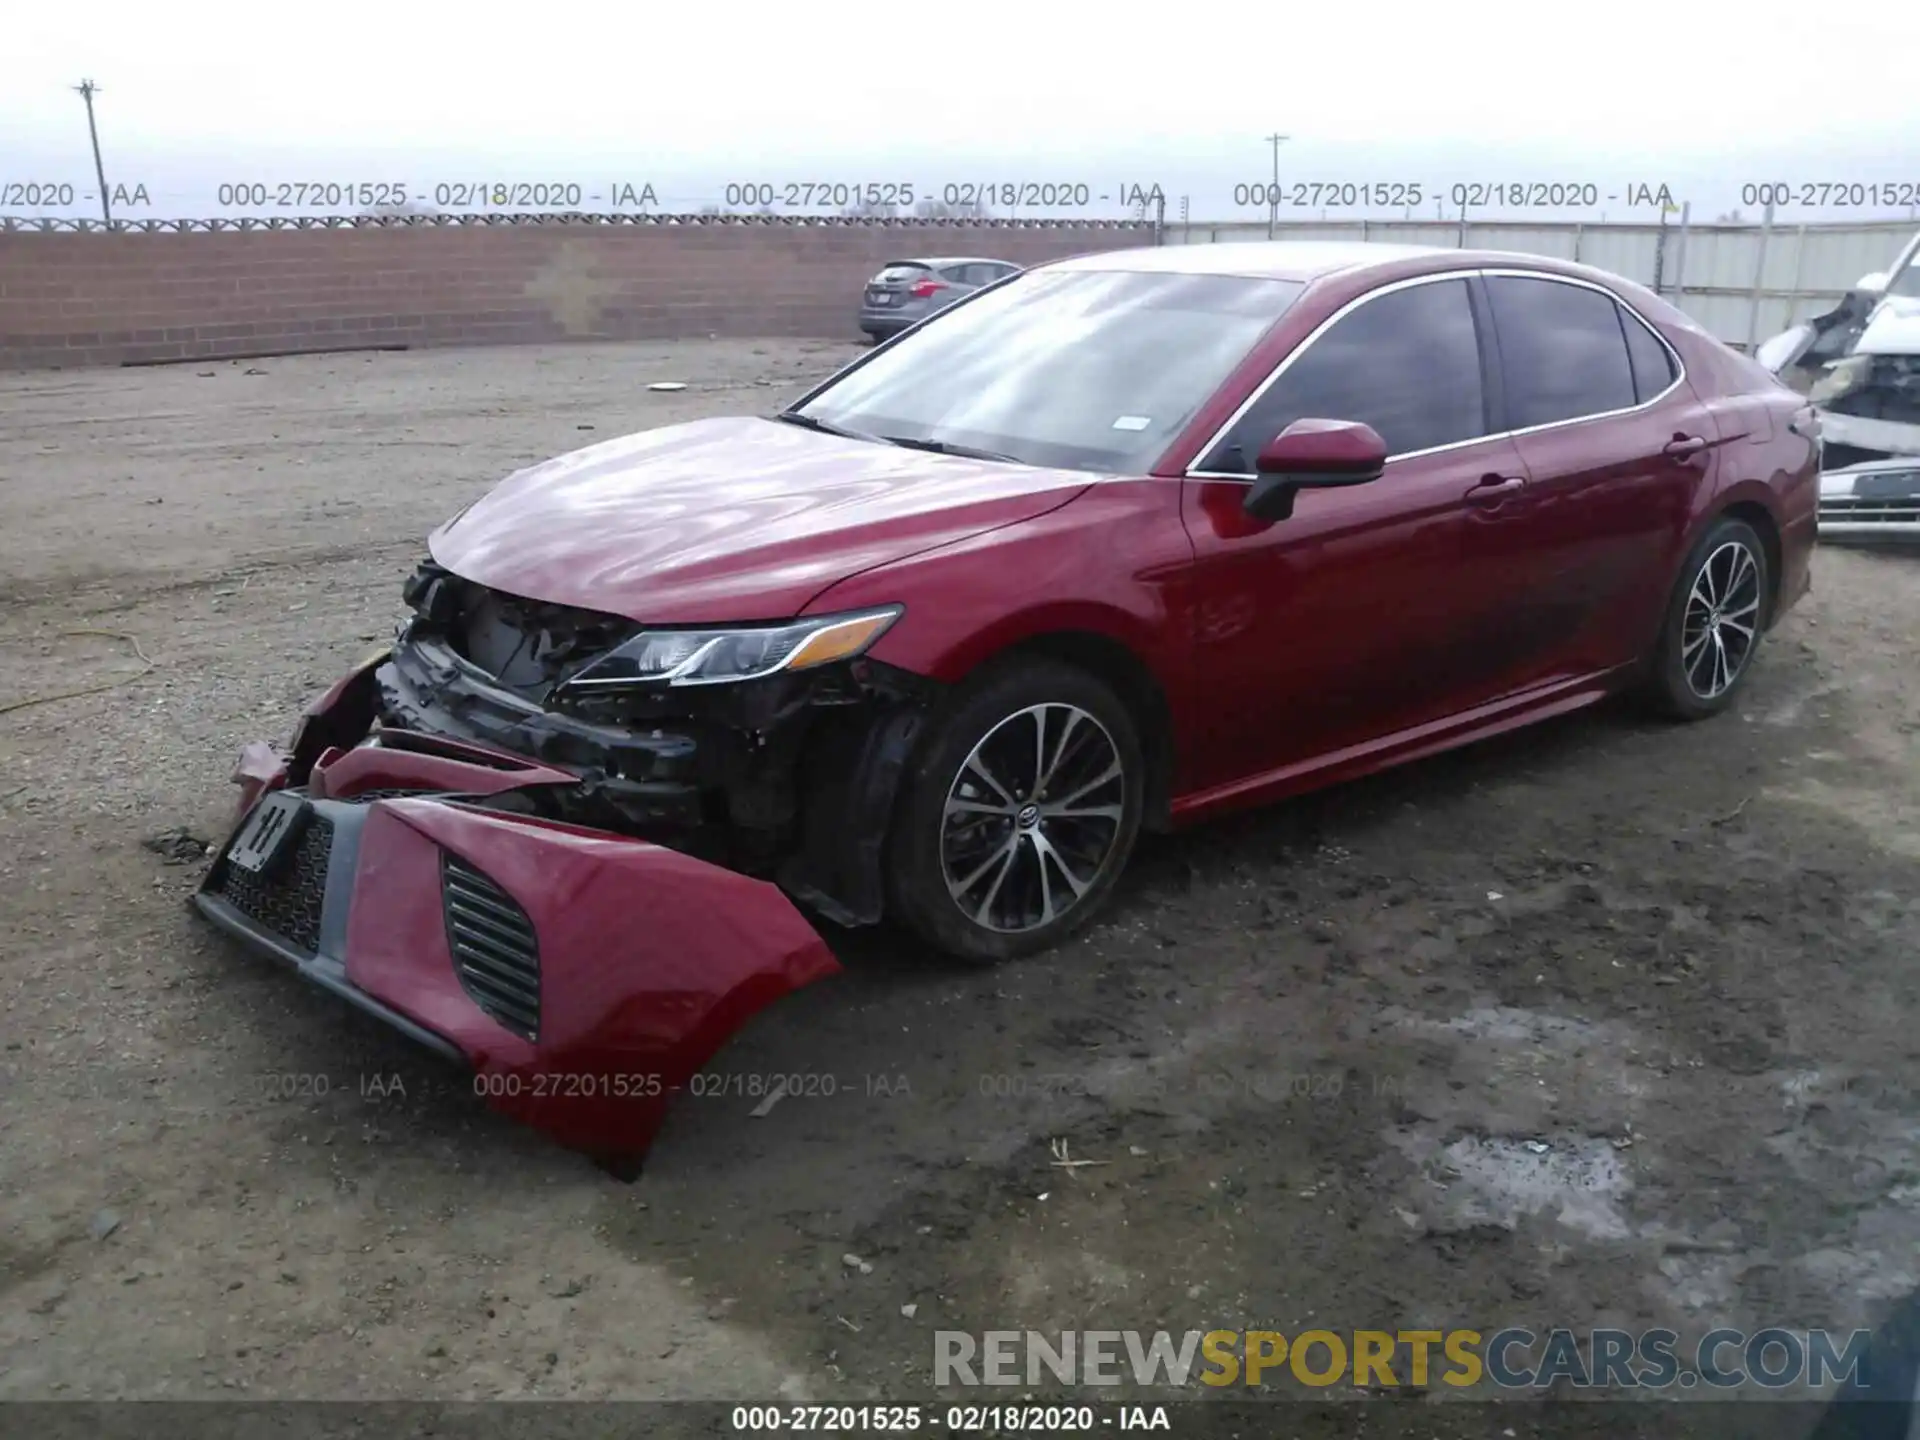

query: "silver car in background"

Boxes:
[1819, 455, 1920, 544]
[859, 256, 1021, 342]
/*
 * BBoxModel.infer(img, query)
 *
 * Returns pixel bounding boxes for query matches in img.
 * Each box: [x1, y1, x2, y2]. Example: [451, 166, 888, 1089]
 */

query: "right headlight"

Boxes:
[555, 606, 903, 693]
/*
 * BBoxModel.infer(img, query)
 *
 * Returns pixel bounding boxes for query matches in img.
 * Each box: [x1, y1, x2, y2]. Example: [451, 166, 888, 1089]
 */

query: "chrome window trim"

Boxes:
[1182, 266, 1690, 482]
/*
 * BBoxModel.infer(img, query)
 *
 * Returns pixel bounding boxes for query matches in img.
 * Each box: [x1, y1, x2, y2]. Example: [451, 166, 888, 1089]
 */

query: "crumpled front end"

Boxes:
[1760, 282, 1920, 471]
[369, 559, 933, 926]
[1811, 351, 1920, 466]
[193, 660, 844, 1177]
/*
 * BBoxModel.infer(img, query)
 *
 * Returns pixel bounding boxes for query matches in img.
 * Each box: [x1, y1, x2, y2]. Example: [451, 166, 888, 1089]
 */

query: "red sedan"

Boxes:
[195, 241, 1819, 1174]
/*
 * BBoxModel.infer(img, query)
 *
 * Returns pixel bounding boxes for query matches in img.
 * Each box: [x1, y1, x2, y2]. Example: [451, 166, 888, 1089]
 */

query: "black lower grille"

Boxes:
[442, 853, 540, 1039]
[212, 815, 334, 953]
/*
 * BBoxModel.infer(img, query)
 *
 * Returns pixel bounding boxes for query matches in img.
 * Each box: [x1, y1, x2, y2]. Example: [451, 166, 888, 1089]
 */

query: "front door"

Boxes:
[1180, 274, 1542, 797]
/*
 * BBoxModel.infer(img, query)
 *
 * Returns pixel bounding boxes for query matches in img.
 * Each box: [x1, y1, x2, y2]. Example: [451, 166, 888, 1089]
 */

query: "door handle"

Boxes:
[1664, 434, 1709, 460]
[1465, 474, 1527, 505]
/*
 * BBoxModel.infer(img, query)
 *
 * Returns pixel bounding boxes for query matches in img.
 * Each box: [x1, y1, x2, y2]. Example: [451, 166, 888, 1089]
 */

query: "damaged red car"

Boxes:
[195, 242, 1818, 1176]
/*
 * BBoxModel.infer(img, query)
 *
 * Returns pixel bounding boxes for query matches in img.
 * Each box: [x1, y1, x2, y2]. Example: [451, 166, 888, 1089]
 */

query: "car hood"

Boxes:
[1856, 296, 1920, 357]
[428, 416, 1098, 623]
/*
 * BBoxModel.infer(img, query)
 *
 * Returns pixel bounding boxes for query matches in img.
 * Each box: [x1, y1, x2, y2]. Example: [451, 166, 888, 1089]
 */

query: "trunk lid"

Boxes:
[864, 261, 942, 310]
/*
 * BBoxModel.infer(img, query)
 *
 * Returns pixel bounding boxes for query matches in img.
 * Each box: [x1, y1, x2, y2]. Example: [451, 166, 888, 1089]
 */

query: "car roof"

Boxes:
[1040, 241, 1579, 284]
[889, 255, 1018, 267]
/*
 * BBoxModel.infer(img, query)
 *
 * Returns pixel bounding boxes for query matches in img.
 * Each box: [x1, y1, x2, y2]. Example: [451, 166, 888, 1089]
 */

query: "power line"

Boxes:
[74, 79, 112, 226]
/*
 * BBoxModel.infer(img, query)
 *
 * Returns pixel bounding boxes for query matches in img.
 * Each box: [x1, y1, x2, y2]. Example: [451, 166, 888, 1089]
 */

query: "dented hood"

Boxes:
[428, 416, 1097, 624]
[1856, 296, 1920, 357]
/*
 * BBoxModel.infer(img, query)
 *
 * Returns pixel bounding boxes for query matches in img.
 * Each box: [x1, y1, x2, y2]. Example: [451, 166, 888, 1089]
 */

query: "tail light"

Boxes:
[908, 278, 948, 299]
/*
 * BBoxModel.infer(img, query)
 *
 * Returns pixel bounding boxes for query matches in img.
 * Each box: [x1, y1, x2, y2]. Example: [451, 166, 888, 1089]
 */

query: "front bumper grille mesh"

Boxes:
[211, 815, 334, 954]
[442, 853, 541, 1040]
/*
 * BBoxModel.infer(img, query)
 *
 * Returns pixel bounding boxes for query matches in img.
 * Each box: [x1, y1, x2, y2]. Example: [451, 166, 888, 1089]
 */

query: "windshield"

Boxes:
[796, 268, 1306, 472]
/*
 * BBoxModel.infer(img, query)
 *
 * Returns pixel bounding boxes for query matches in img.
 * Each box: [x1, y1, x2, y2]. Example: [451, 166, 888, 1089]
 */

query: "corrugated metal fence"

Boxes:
[1163, 215, 1916, 350]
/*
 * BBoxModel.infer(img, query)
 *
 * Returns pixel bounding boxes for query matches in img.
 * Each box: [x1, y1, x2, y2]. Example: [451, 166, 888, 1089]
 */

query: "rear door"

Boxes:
[1478, 271, 1720, 681]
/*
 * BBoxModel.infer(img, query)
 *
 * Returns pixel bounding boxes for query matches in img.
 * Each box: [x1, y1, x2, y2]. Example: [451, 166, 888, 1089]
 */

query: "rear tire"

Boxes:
[885, 658, 1145, 964]
[1641, 515, 1771, 721]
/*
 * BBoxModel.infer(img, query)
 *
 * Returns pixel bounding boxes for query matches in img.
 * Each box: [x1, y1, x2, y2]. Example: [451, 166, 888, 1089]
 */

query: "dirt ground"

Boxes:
[3, 339, 1919, 1414]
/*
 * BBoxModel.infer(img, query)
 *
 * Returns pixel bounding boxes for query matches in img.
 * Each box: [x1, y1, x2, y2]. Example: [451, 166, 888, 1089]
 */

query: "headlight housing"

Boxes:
[556, 606, 902, 692]
[1810, 355, 1874, 406]
[1754, 323, 1814, 376]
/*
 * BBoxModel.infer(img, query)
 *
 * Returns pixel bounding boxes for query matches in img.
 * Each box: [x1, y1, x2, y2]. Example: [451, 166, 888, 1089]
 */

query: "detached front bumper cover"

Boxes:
[194, 658, 842, 1177]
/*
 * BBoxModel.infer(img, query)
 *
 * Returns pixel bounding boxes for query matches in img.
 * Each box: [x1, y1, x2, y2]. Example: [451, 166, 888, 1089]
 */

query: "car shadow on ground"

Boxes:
[184, 688, 1669, 1189]
[819, 689, 1653, 980]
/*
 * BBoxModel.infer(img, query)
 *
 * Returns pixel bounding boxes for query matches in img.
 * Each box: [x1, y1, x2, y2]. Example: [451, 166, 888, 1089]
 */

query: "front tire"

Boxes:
[1643, 515, 1771, 720]
[886, 659, 1145, 964]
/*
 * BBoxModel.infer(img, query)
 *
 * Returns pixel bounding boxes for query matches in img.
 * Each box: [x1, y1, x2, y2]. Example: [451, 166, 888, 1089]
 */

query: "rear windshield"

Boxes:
[801, 268, 1307, 473]
[873, 262, 931, 283]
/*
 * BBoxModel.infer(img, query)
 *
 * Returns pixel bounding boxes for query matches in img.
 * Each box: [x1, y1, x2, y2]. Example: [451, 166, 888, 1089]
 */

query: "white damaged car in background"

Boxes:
[1759, 228, 1920, 544]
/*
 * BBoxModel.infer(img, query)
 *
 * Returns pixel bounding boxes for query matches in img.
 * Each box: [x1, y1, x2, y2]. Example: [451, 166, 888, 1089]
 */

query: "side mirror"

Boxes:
[1244, 418, 1388, 522]
[1856, 271, 1890, 294]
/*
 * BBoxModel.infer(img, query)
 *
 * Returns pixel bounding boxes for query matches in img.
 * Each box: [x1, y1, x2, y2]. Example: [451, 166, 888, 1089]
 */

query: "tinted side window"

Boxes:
[1205, 277, 1485, 470]
[1619, 304, 1677, 402]
[1487, 276, 1637, 429]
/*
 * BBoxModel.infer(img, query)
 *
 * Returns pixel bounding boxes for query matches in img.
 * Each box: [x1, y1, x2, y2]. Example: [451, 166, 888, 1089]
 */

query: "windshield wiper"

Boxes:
[775, 412, 1024, 465]
[880, 434, 1025, 465]
[771, 411, 890, 445]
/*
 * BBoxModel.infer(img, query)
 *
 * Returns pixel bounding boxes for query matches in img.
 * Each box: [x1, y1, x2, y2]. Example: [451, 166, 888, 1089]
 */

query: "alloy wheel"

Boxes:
[939, 702, 1127, 934]
[1681, 539, 1762, 700]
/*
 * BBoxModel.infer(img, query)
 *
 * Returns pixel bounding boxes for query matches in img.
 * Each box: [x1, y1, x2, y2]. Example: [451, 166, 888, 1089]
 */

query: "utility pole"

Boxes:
[1265, 132, 1288, 240]
[74, 79, 112, 226]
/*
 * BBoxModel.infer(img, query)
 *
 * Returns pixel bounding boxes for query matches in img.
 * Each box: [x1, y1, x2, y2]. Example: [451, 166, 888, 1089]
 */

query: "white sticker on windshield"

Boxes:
[1111, 415, 1153, 431]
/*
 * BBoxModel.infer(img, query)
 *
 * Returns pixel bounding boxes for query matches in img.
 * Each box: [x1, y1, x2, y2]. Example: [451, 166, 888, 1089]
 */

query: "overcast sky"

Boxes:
[6, 1, 1920, 222]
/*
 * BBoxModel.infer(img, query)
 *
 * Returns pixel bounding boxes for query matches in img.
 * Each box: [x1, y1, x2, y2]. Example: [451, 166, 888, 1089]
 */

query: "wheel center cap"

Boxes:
[1016, 803, 1041, 831]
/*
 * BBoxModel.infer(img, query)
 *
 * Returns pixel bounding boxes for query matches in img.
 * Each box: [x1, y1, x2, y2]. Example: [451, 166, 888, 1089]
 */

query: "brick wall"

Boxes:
[0, 218, 1155, 369]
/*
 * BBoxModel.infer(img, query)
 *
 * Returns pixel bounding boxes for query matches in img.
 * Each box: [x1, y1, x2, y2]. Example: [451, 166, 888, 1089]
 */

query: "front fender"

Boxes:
[802, 478, 1194, 695]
